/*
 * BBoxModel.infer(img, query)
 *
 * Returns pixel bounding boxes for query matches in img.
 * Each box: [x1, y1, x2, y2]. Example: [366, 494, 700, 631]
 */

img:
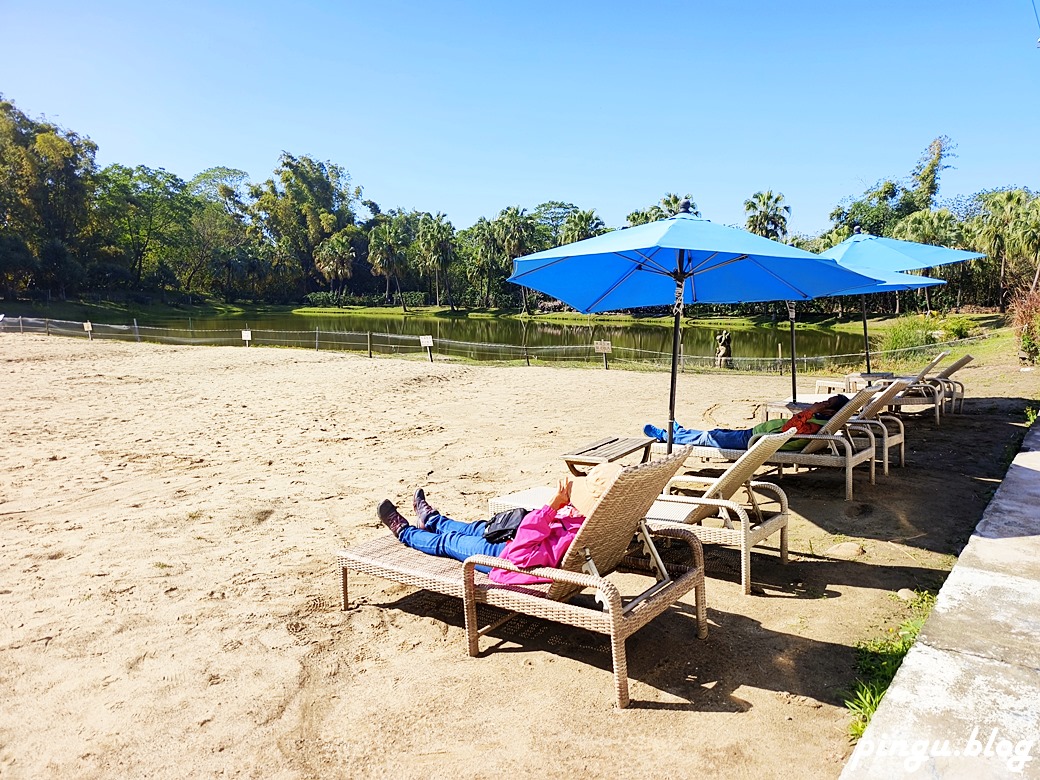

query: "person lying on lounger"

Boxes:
[643, 394, 849, 450]
[376, 462, 621, 585]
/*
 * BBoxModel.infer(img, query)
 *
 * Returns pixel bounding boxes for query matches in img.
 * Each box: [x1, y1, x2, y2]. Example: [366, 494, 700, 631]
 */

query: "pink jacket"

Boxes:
[488, 504, 585, 585]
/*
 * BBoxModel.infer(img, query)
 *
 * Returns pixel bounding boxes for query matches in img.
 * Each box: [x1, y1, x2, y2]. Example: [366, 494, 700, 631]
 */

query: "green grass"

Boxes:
[846, 590, 937, 742]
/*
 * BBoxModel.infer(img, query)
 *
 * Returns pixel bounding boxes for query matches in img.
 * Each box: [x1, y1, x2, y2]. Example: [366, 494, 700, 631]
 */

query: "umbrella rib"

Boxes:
[739, 257, 813, 299]
[581, 260, 660, 311]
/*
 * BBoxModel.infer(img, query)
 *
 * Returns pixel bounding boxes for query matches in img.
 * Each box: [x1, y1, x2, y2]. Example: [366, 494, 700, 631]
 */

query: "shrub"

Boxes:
[938, 315, 974, 340]
[1011, 289, 1040, 363]
[873, 315, 935, 355]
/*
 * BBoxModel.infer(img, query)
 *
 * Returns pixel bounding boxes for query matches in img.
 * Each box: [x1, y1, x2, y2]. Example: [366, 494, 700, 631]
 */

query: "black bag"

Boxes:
[483, 507, 529, 544]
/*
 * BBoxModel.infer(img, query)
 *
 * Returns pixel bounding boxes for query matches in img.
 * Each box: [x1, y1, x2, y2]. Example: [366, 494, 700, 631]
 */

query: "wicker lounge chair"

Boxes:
[880, 351, 951, 425]
[337, 448, 706, 709]
[650, 385, 879, 500]
[848, 380, 910, 474]
[644, 430, 796, 595]
[775, 382, 910, 476]
[925, 354, 973, 413]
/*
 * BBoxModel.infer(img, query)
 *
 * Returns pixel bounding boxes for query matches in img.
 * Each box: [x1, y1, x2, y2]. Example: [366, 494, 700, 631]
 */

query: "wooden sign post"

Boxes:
[419, 335, 434, 362]
[594, 340, 612, 370]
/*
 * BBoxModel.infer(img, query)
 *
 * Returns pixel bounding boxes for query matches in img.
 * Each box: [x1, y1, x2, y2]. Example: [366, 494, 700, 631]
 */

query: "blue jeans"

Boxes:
[645, 422, 754, 449]
[398, 513, 506, 572]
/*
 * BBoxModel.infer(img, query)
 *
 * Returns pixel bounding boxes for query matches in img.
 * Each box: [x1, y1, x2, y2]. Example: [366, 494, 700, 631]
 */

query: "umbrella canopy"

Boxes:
[819, 231, 983, 273]
[511, 212, 878, 310]
[819, 228, 979, 372]
[508, 207, 880, 449]
[830, 267, 946, 373]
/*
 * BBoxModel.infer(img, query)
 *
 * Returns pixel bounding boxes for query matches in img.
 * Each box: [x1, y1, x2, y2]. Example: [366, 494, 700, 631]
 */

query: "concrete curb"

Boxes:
[841, 423, 1040, 779]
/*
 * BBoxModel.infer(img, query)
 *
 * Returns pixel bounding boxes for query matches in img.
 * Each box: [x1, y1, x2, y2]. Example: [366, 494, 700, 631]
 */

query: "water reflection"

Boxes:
[150, 312, 864, 359]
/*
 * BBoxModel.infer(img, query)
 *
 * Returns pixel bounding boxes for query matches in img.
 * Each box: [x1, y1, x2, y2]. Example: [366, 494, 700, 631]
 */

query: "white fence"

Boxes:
[0, 315, 991, 375]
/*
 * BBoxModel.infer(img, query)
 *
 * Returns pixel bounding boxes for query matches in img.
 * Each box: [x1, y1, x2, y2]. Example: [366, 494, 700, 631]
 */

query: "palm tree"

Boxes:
[368, 216, 410, 311]
[1013, 199, 1040, 293]
[744, 191, 791, 241]
[892, 208, 960, 313]
[976, 190, 1028, 311]
[314, 227, 360, 297]
[627, 193, 699, 226]
[468, 217, 501, 307]
[417, 212, 458, 310]
[494, 206, 538, 312]
[560, 209, 606, 245]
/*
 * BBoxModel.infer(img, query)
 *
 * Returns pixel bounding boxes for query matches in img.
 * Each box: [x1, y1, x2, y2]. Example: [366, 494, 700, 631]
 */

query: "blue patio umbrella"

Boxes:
[508, 202, 879, 450]
[819, 229, 984, 273]
[820, 227, 981, 372]
[830, 267, 946, 373]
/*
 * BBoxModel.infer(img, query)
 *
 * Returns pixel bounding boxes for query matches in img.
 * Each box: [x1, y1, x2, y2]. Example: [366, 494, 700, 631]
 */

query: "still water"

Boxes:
[149, 312, 865, 360]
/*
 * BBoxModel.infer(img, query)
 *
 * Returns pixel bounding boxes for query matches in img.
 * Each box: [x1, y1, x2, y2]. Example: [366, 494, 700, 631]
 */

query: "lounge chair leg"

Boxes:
[341, 566, 349, 610]
[695, 580, 708, 640]
[464, 593, 480, 657]
[610, 634, 630, 709]
[845, 464, 853, 501]
[741, 542, 751, 595]
[779, 523, 789, 565]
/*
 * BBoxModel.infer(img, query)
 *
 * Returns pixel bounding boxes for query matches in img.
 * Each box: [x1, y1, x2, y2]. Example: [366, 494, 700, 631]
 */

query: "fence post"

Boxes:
[315, 327, 319, 351]
[367, 332, 372, 358]
[19, 316, 23, 333]
[524, 348, 530, 367]
[45, 318, 50, 336]
[188, 317, 193, 340]
[133, 318, 141, 342]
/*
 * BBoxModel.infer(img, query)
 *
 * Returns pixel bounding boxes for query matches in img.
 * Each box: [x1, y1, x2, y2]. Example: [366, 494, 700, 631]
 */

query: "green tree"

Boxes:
[560, 208, 606, 244]
[494, 206, 538, 311]
[1014, 198, 1040, 293]
[93, 164, 194, 287]
[974, 189, 1028, 311]
[532, 201, 578, 247]
[744, 190, 791, 241]
[368, 214, 411, 311]
[627, 193, 698, 226]
[247, 153, 358, 294]
[829, 137, 954, 236]
[417, 212, 458, 309]
[0, 96, 97, 294]
[315, 227, 360, 297]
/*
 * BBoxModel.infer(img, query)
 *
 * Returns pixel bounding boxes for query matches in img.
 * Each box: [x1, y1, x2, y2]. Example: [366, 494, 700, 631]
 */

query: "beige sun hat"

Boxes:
[568, 461, 624, 517]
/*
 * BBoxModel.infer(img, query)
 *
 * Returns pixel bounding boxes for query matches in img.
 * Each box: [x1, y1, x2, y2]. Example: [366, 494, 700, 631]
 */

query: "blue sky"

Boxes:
[2, 1, 1038, 234]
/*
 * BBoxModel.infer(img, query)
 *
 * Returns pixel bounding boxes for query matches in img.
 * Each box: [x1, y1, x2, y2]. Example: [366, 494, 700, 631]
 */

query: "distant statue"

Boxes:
[715, 329, 732, 368]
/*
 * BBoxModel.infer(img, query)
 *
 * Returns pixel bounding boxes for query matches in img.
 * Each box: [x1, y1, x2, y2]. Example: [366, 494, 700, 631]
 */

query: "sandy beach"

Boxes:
[0, 333, 1033, 779]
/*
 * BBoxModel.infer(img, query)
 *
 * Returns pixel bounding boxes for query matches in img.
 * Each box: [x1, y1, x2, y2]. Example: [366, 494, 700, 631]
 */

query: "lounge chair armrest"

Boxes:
[462, 555, 611, 591]
[652, 495, 751, 530]
[746, 480, 789, 513]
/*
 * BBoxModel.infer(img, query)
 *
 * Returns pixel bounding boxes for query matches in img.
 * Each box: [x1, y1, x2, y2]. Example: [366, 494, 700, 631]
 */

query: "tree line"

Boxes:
[2, 95, 1038, 315]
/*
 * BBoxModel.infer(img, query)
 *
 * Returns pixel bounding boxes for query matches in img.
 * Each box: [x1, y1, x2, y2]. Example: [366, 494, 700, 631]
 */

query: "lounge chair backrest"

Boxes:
[550, 446, 691, 601]
[800, 385, 878, 455]
[934, 354, 973, 379]
[684, 429, 797, 524]
[909, 351, 951, 384]
[859, 380, 909, 419]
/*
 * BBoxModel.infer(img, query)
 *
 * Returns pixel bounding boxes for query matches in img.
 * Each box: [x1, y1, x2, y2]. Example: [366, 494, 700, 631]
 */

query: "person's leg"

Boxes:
[701, 428, 755, 449]
[671, 426, 754, 448]
[398, 522, 505, 567]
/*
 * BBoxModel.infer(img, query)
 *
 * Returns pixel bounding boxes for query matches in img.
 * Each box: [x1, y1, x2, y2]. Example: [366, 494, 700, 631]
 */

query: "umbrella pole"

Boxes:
[786, 301, 797, 403]
[667, 260, 684, 455]
[861, 294, 871, 374]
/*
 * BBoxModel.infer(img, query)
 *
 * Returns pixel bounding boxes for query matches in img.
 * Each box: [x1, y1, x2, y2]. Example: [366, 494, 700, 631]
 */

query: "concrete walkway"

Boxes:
[842, 424, 1040, 779]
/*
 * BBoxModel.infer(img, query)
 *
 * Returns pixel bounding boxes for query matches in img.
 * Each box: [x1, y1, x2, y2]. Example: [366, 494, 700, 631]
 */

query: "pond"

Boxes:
[143, 311, 865, 360]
